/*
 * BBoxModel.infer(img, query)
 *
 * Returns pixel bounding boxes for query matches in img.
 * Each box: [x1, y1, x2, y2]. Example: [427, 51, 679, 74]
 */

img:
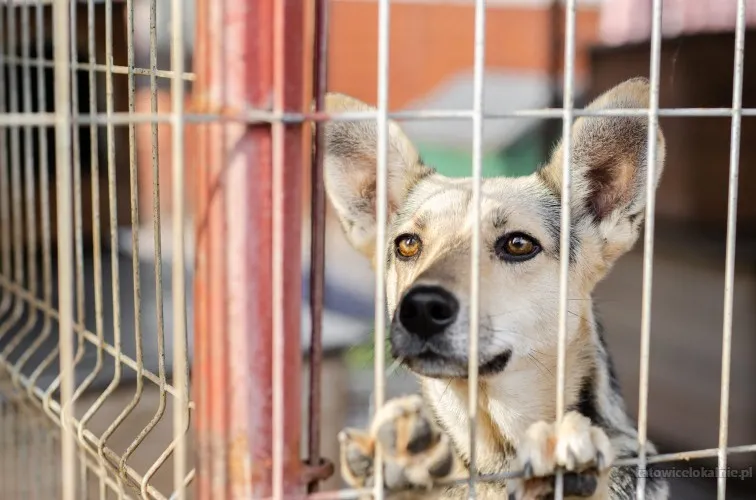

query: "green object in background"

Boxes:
[415, 129, 544, 179]
[345, 333, 392, 370]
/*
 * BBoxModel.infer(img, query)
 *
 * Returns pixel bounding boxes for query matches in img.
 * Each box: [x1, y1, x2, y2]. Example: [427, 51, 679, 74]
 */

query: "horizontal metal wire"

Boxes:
[1, 106, 756, 128]
[3, 55, 196, 81]
[270, 442, 756, 500]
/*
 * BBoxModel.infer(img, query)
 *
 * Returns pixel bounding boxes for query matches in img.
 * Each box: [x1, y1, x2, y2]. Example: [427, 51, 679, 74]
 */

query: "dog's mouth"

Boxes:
[399, 348, 512, 379]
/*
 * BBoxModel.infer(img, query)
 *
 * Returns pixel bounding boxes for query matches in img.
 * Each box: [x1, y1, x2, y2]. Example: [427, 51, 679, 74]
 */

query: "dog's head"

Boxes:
[322, 78, 665, 379]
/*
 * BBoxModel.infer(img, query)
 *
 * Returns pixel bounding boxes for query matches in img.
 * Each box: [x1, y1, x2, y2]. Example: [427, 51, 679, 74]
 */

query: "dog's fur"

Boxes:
[322, 78, 670, 500]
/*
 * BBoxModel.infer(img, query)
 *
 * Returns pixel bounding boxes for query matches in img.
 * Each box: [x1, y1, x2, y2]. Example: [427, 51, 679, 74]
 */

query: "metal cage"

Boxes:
[0, 0, 753, 499]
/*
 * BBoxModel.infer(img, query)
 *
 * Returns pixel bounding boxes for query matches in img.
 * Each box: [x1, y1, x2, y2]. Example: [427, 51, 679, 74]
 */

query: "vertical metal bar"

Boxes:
[23, 0, 81, 424]
[0, 0, 10, 324]
[467, 0, 485, 495]
[2, 0, 40, 377]
[14, 0, 56, 399]
[99, 0, 148, 483]
[86, 0, 103, 405]
[129, 0, 170, 489]
[77, 0, 126, 495]
[555, 0, 576, 498]
[71, 0, 85, 335]
[171, 0, 189, 494]
[307, 0, 329, 491]
[66, 1, 104, 483]
[544, 0, 561, 162]
[272, 0, 306, 495]
[636, 0, 663, 498]
[53, 0, 77, 498]
[27, 0, 53, 404]
[373, 0, 391, 496]
[1, 0, 26, 350]
[52, 3, 85, 479]
[717, 1, 747, 498]
[21, 0, 37, 325]
[194, 0, 308, 493]
[195, 0, 271, 495]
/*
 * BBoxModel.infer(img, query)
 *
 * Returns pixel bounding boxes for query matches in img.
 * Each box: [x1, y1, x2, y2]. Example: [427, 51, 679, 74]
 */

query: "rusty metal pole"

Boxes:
[307, 0, 330, 493]
[193, 0, 309, 496]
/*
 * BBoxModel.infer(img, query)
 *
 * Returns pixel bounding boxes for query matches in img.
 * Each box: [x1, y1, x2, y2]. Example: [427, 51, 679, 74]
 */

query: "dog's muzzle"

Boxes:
[390, 285, 512, 378]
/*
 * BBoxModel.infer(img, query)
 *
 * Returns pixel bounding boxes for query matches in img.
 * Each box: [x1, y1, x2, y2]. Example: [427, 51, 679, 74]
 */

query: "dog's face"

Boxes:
[322, 78, 665, 380]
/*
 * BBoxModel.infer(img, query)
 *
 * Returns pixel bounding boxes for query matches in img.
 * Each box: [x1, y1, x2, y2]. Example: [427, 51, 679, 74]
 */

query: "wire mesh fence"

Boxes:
[0, 0, 754, 499]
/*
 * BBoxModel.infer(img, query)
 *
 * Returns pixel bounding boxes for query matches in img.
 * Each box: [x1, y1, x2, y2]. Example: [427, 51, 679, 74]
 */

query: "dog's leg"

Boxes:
[339, 395, 462, 499]
[508, 411, 614, 500]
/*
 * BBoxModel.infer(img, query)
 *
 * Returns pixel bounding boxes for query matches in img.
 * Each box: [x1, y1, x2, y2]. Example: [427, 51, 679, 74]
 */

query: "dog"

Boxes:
[320, 78, 670, 500]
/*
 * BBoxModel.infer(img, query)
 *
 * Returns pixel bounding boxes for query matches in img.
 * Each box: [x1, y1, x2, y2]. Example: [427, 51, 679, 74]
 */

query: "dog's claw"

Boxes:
[567, 449, 579, 471]
[596, 451, 606, 470]
[522, 461, 534, 478]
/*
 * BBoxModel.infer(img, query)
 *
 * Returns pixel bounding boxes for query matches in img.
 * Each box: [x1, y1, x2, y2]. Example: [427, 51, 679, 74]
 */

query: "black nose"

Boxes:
[398, 286, 459, 337]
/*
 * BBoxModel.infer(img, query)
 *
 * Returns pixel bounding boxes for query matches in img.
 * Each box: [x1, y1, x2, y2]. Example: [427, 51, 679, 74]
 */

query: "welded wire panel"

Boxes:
[2, 1, 756, 500]
[0, 0, 195, 498]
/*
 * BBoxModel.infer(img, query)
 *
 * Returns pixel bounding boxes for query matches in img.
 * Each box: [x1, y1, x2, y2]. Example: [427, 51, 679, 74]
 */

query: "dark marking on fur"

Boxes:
[593, 308, 624, 396]
[407, 416, 435, 455]
[428, 450, 455, 478]
[554, 471, 599, 498]
[570, 367, 606, 430]
[610, 456, 666, 500]
[539, 190, 579, 263]
[491, 208, 508, 230]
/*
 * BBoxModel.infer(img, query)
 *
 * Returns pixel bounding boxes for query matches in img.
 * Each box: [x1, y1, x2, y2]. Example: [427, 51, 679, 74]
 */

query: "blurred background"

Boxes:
[3, 0, 756, 497]
[131, 0, 756, 496]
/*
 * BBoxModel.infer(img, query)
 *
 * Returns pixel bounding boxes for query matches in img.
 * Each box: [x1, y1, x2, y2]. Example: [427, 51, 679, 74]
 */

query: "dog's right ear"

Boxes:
[321, 93, 434, 260]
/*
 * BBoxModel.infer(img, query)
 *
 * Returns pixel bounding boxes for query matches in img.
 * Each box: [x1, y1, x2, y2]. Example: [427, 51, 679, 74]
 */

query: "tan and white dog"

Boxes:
[322, 78, 670, 500]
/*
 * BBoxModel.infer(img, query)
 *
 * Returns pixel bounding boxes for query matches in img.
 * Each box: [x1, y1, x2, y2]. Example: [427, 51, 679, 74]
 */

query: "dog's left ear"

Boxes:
[538, 78, 666, 247]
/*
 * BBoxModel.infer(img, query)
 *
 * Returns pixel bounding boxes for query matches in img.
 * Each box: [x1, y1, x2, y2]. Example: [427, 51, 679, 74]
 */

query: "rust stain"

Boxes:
[228, 433, 253, 487]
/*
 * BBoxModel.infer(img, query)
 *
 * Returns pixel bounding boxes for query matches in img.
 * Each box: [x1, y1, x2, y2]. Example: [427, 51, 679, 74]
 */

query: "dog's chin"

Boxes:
[401, 350, 512, 379]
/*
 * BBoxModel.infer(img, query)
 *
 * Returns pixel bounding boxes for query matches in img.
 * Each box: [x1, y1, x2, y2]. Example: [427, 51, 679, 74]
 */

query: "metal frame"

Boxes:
[0, 0, 751, 499]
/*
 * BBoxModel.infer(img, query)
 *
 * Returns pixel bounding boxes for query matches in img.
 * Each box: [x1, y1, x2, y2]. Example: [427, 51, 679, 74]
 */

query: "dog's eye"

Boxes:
[494, 232, 541, 262]
[395, 234, 422, 260]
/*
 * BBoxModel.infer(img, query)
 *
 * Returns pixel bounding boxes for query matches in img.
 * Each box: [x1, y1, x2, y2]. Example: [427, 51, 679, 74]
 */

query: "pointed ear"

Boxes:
[320, 93, 435, 259]
[537, 78, 666, 243]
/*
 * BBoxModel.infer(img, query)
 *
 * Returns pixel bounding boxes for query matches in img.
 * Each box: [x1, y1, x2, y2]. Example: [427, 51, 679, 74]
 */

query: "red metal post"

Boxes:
[193, 0, 309, 496]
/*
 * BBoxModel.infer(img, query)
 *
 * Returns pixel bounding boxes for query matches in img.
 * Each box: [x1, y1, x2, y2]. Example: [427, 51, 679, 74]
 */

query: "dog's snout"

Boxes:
[398, 286, 459, 337]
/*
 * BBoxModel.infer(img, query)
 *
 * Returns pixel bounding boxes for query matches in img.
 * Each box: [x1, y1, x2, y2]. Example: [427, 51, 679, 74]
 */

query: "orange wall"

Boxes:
[328, 1, 600, 108]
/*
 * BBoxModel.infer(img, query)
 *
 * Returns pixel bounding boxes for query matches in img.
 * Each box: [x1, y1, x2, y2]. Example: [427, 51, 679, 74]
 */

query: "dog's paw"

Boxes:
[509, 411, 614, 500]
[339, 395, 456, 492]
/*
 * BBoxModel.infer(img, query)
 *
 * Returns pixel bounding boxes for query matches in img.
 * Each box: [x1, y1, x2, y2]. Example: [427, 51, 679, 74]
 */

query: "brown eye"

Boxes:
[494, 232, 541, 262]
[395, 234, 422, 260]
